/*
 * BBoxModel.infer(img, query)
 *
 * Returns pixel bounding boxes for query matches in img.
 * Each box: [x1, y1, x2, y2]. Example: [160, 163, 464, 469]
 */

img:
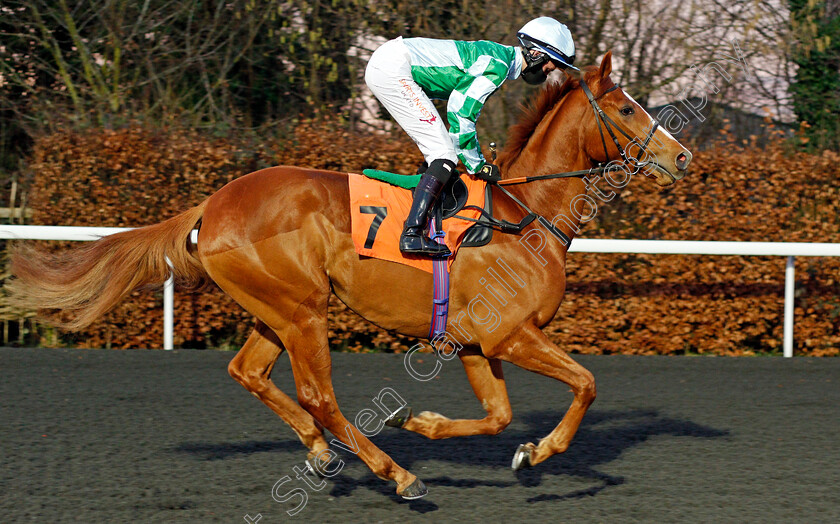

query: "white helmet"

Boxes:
[517, 17, 578, 72]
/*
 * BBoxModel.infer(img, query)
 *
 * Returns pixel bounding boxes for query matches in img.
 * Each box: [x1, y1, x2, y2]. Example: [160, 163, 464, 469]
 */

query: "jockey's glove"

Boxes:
[477, 163, 502, 182]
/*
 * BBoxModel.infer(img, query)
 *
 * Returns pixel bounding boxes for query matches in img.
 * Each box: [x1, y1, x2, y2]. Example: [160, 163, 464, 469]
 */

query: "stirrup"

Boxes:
[399, 232, 451, 257]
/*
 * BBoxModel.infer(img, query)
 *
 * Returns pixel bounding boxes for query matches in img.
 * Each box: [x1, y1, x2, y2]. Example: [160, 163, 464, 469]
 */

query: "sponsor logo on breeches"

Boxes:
[399, 79, 438, 125]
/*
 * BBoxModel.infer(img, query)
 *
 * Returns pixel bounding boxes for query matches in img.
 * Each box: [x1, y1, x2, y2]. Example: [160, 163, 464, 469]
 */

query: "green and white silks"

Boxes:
[365, 37, 521, 174]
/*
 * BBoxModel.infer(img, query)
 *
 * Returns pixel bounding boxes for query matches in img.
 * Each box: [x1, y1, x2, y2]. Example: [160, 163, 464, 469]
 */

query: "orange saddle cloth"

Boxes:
[348, 173, 487, 273]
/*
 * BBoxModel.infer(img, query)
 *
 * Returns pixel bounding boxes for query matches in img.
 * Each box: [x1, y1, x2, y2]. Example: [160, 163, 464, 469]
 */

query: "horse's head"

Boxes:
[578, 51, 692, 186]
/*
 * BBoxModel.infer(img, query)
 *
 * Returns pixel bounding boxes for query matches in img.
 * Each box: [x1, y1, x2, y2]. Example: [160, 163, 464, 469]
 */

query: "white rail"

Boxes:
[569, 239, 840, 257]
[1, 225, 836, 356]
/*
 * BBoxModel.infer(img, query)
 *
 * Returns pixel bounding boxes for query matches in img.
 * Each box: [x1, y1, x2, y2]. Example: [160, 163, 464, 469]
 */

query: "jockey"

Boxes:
[365, 17, 577, 257]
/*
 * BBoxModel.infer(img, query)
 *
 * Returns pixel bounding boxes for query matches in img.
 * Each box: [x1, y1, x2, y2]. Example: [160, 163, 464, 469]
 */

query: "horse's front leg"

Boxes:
[397, 349, 513, 438]
[486, 322, 596, 469]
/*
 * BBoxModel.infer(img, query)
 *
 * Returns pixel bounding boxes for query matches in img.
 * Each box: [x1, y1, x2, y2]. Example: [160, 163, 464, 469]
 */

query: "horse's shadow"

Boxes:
[174, 407, 728, 507]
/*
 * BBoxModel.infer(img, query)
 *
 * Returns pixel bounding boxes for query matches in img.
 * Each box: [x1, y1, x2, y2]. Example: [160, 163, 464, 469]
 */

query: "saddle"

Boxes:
[362, 168, 494, 246]
[348, 169, 493, 273]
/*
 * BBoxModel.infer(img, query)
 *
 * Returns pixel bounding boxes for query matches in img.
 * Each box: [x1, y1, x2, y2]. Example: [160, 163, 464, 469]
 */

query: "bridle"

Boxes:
[580, 82, 660, 174]
[497, 81, 661, 186]
[455, 80, 663, 244]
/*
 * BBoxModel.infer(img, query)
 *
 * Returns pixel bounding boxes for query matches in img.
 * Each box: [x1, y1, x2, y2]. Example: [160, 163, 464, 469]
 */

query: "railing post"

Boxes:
[783, 255, 795, 358]
[164, 257, 174, 351]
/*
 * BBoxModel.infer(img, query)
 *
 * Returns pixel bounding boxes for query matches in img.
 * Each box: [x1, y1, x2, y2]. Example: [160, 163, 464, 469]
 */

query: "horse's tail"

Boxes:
[7, 200, 209, 330]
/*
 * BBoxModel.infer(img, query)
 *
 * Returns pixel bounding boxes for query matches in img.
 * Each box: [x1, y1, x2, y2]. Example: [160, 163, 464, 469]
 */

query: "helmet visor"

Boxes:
[517, 33, 578, 71]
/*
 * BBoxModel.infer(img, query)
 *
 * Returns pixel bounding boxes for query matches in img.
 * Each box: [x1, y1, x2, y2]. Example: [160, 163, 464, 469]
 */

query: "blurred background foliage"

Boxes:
[0, 0, 838, 352]
[3, 0, 835, 170]
[789, 0, 840, 150]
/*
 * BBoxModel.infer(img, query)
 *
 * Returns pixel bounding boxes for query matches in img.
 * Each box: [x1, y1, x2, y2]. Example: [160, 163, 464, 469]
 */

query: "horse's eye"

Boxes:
[620, 106, 634, 116]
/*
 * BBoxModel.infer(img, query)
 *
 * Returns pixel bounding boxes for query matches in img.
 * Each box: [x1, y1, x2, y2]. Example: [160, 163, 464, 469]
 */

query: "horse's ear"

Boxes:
[599, 51, 613, 78]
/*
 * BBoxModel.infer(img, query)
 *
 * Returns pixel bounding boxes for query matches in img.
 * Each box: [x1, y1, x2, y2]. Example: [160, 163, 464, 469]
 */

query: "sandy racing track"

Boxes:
[2, 348, 838, 523]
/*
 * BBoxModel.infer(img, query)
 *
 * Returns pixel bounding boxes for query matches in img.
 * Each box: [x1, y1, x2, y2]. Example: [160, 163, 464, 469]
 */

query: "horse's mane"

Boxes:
[498, 71, 593, 169]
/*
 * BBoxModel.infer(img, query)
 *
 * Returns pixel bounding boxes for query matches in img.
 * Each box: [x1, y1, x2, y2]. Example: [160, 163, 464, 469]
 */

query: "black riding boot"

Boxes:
[400, 159, 455, 257]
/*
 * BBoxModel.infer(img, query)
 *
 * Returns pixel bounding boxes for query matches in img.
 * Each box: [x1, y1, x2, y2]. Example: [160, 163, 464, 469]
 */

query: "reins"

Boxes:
[454, 79, 660, 244]
[495, 167, 604, 186]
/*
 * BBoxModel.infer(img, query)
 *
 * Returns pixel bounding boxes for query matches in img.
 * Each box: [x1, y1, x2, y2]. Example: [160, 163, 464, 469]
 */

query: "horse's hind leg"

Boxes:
[486, 322, 596, 469]
[274, 296, 426, 499]
[227, 320, 329, 462]
[399, 349, 513, 439]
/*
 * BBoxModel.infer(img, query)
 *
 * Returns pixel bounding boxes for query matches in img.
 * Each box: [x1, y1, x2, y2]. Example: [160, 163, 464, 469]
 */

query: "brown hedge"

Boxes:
[14, 121, 840, 355]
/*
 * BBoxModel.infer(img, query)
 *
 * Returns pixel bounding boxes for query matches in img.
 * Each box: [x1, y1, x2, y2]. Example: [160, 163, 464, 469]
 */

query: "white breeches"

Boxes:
[364, 37, 458, 165]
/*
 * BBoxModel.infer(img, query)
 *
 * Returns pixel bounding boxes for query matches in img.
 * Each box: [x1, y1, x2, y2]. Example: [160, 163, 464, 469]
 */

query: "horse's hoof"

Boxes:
[399, 478, 428, 500]
[511, 443, 533, 471]
[305, 458, 326, 478]
[385, 406, 412, 428]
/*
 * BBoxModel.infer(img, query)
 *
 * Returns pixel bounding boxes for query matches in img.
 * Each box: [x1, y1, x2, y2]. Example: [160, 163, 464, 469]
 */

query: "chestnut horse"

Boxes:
[9, 52, 691, 499]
